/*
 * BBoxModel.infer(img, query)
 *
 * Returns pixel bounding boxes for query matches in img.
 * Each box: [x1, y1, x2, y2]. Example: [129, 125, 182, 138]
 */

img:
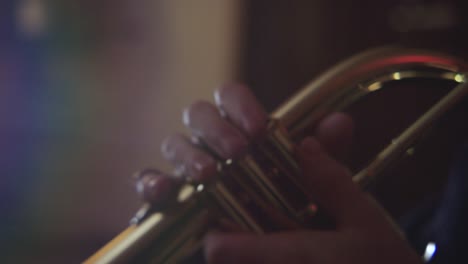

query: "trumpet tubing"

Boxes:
[85, 48, 468, 263]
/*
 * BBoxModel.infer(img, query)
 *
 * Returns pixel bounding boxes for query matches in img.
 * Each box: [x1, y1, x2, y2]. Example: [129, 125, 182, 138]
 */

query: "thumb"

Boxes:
[204, 231, 333, 264]
[314, 112, 354, 162]
[297, 137, 369, 227]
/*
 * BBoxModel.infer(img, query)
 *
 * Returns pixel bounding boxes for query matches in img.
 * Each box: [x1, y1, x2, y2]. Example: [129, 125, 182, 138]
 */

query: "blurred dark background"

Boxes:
[240, 0, 468, 109]
[239, 0, 468, 232]
[1, 0, 468, 263]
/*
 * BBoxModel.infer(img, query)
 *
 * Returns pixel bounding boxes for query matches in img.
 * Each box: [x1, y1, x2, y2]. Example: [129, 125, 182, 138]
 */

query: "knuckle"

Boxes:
[244, 115, 267, 138]
[183, 100, 217, 126]
[214, 83, 248, 108]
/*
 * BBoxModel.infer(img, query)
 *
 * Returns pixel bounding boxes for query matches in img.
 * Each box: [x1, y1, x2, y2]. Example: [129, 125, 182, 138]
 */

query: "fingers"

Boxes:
[297, 137, 368, 227]
[141, 84, 264, 205]
[161, 133, 217, 181]
[182, 83, 268, 161]
[314, 112, 354, 162]
[183, 100, 249, 160]
[145, 84, 357, 213]
[214, 83, 268, 139]
[134, 169, 179, 206]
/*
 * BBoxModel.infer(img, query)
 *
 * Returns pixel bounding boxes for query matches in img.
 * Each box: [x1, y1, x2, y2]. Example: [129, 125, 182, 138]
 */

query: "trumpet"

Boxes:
[85, 48, 468, 263]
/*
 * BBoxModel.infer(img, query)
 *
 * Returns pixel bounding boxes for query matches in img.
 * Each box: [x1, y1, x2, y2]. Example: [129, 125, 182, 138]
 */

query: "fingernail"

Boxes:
[134, 169, 175, 204]
[134, 169, 160, 195]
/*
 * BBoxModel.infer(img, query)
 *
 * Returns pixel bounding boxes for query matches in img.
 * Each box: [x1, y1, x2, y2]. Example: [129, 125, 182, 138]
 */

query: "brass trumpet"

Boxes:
[85, 48, 468, 263]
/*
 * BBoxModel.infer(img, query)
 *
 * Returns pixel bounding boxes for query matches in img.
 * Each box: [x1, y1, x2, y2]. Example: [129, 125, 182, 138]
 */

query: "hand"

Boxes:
[135, 83, 422, 264]
[135, 83, 353, 205]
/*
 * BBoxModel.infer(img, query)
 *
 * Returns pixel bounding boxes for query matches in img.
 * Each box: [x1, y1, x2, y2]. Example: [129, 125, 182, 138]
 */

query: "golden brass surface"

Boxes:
[85, 48, 468, 263]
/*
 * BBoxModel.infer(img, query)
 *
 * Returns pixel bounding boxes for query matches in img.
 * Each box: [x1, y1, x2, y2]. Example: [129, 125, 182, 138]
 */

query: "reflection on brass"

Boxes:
[85, 48, 468, 263]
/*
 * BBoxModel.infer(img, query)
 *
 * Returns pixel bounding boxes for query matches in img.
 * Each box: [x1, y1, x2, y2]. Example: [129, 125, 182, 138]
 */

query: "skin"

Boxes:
[135, 83, 422, 264]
